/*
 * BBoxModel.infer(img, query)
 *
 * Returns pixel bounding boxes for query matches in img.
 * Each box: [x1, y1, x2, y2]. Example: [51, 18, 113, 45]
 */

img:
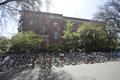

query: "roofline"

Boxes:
[21, 10, 63, 16]
[63, 16, 91, 22]
[21, 10, 93, 21]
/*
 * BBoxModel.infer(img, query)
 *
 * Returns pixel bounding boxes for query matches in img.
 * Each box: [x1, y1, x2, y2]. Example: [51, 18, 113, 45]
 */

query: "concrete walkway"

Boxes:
[0, 61, 120, 80]
[53, 61, 120, 80]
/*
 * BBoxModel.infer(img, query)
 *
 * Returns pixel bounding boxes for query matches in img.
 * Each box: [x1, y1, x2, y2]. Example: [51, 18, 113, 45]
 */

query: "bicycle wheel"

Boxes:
[0, 64, 8, 72]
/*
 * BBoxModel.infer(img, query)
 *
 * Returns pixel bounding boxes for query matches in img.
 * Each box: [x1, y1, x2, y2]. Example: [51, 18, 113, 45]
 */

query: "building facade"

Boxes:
[18, 10, 91, 50]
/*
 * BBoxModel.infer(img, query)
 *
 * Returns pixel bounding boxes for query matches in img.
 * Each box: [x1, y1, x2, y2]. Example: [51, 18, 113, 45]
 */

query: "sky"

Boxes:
[47, 0, 108, 19]
[1, 0, 108, 37]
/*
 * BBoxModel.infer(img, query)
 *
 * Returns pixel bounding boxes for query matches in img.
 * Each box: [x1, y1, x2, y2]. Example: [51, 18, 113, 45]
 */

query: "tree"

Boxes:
[0, 36, 10, 53]
[10, 31, 42, 54]
[63, 21, 77, 52]
[47, 43, 64, 56]
[117, 37, 120, 50]
[0, 0, 52, 34]
[94, 0, 120, 36]
[63, 21, 75, 39]
[76, 23, 117, 52]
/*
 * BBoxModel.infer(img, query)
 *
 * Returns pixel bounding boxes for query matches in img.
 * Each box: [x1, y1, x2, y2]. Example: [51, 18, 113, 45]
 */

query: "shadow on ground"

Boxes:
[0, 65, 96, 80]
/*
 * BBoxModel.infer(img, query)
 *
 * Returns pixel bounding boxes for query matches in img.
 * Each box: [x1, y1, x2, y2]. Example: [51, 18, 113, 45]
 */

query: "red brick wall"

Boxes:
[19, 10, 91, 49]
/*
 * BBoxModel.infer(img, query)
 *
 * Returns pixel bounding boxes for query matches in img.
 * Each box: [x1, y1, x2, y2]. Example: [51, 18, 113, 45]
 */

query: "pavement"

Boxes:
[0, 61, 120, 80]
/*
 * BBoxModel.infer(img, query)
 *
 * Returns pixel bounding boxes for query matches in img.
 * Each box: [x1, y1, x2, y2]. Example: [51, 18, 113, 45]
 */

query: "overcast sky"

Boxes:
[2, 0, 108, 37]
[47, 0, 108, 19]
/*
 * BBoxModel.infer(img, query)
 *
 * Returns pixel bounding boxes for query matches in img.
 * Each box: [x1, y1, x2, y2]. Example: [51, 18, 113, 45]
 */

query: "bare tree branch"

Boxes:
[0, 0, 52, 36]
[93, 0, 120, 38]
[0, 0, 14, 6]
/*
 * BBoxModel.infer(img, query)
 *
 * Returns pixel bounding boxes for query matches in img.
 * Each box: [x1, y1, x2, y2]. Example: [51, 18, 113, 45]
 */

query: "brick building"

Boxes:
[18, 10, 91, 50]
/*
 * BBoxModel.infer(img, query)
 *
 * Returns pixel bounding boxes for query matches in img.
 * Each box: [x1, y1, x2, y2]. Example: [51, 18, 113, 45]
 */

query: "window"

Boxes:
[54, 22, 60, 31]
[29, 20, 33, 25]
[64, 25, 67, 31]
[53, 22, 60, 39]
[53, 31, 60, 39]
[40, 24, 47, 34]
[54, 22, 58, 28]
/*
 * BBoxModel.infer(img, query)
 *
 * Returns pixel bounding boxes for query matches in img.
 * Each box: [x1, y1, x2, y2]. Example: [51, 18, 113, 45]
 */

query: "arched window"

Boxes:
[53, 22, 60, 39]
